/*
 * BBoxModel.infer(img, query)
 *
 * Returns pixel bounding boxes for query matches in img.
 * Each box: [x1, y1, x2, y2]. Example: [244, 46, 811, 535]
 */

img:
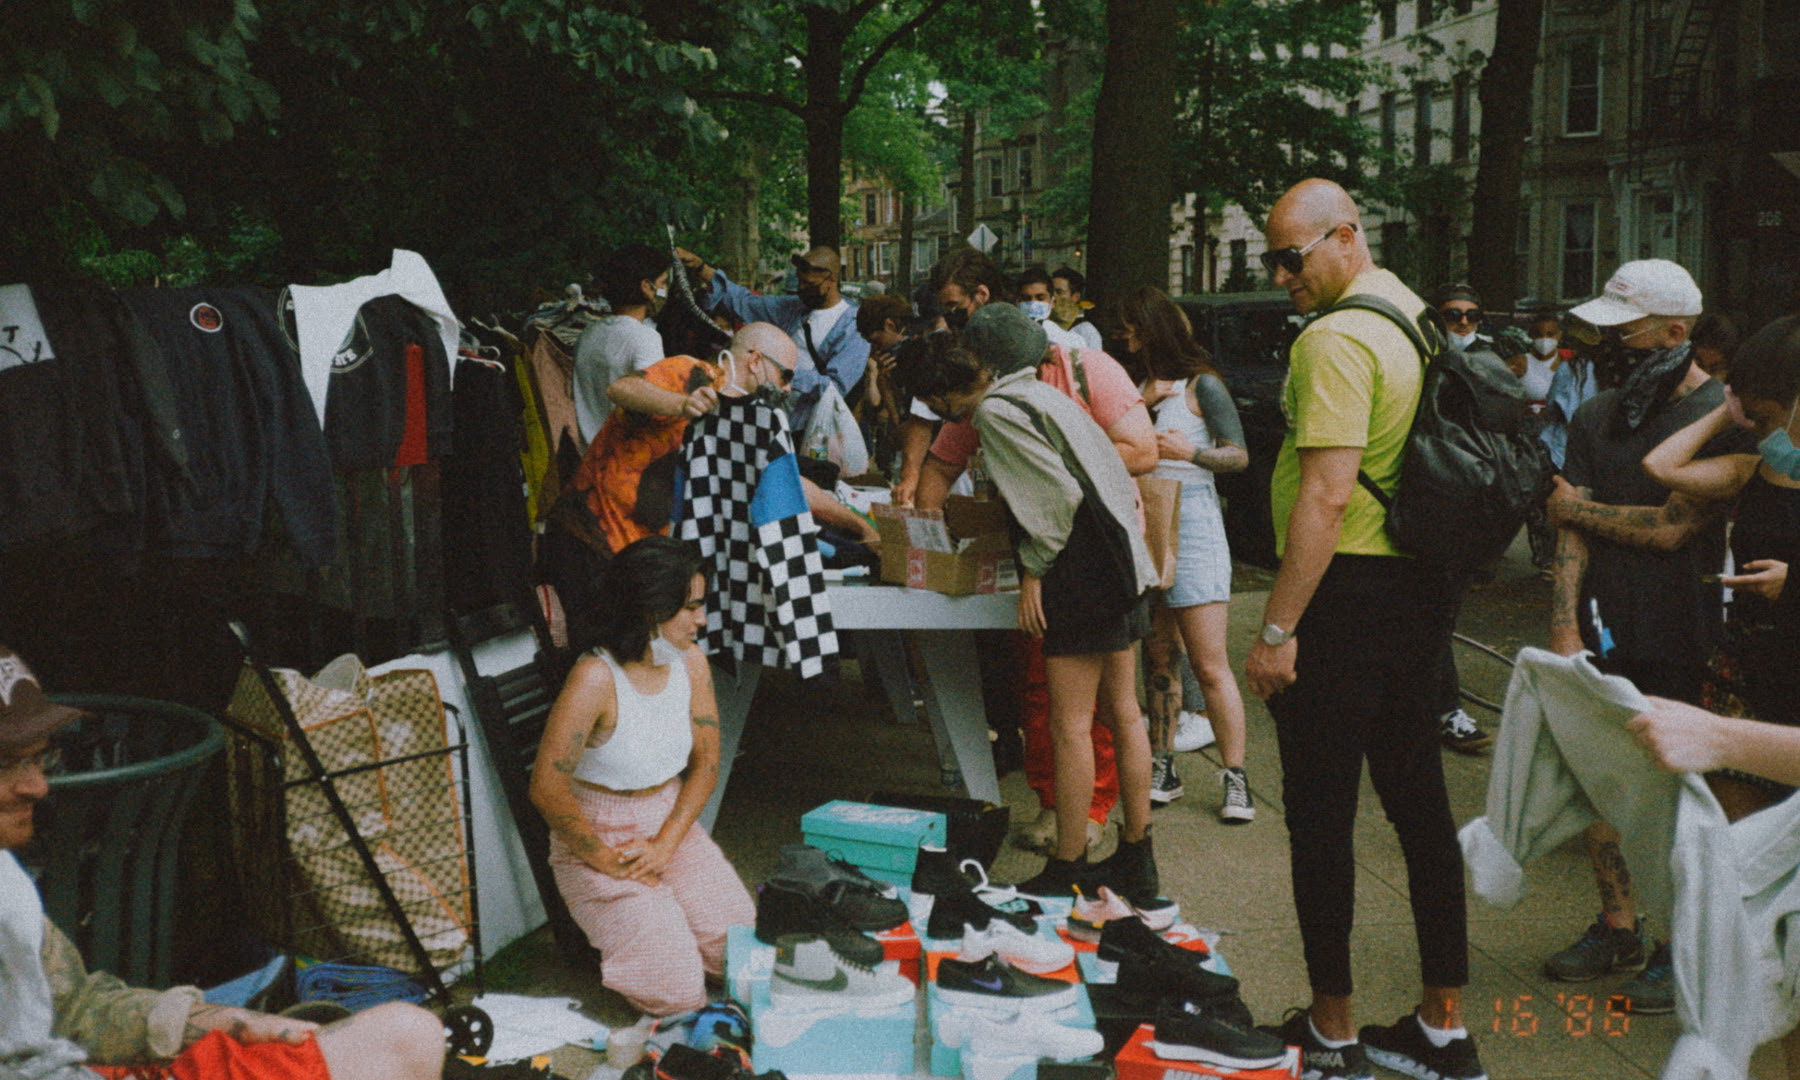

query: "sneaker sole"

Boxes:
[1220, 805, 1256, 822]
[1365, 1046, 1487, 1080]
[1150, 786, 1185, 804]
[961, 946, 1074, 976]
[1148, 1040, 1288, 1072]
[1442, 738, 1495, 755]
[934, 983, 1081, 1013]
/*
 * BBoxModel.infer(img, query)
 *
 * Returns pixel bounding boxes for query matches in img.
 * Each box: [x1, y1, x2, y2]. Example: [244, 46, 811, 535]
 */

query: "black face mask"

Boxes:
[1608, 341, 1695, 438]
[798, 282, 828, 309]
[944, 305, 972, 331]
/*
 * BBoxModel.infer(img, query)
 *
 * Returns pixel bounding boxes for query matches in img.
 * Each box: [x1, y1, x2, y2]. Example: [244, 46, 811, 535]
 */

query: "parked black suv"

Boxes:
[1173, 291, 1306, 568]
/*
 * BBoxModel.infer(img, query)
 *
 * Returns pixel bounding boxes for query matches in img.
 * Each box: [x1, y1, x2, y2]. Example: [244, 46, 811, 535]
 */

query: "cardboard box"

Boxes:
[927, 980, 1096, 1078]
[749, 978, 918, 1076]
[874, 496, 1018, 596]
[1113, 1023, 1298, 1080]
[800, 800, 947, 887]
[727, 922, 922, 1007]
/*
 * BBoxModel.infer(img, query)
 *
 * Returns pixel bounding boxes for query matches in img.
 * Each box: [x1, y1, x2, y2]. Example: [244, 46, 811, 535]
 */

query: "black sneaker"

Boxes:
[1439, 708, 1494, 754]
[1359, 1012, 1488, 1080]
[1219, 766, 1256, 823]
[1620, 942, 1674, 1014]
[1014, 854, 1094, 900]
[911, 844, 968, 897]
[925, 882, 1036, 940]
[1151, 1003, 1289, 1072]
[1114, 948, 1240, 1010]
[1259, 1009, 1372, 1080]
[1097, 911, 1189, 965]
[771, 843, 898, 900]
[1089, 828, 1158, 906]
[1542, 913, 1646, 981]
[753, 881, 886, 965]
[1150, 754, 1184, 805]
[935, 954, 1080, 1013]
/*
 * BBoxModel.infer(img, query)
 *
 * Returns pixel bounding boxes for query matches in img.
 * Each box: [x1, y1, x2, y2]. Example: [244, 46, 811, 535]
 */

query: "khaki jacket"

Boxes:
[43, 918, 201, 1064]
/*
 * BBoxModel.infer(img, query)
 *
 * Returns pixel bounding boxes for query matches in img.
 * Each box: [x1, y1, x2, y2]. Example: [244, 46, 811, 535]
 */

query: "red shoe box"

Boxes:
[1114, 1023, 1299, 1080]
[875, 918, 921, 984]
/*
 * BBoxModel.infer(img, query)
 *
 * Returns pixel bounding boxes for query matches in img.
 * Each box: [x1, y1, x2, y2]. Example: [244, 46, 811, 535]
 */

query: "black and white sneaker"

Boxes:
[1219, 767, 1255, 823]
[934, 955, 1080, 1013]
[1150, 754, 1184, 805]
[1359, 1013, 1487, 1080]
[1151, 1003, 1289, 1072]
[1259, 1008, 1373, 1080]
[1438, 708, 1493, 754]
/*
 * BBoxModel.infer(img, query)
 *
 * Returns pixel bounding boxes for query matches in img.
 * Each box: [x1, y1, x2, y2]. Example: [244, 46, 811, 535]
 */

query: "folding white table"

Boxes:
[699, 584, 1019, 829]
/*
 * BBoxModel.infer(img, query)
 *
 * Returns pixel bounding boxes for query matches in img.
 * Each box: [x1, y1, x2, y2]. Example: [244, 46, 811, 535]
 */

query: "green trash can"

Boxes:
[21, 694, 226, 989]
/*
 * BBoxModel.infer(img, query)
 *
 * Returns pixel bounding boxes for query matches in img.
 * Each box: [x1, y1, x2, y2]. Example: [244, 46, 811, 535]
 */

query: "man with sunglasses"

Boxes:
[1536, 259, 1754, 1016]
[0, 646, 448, 1080]
[1242, 179, 1483, 1080]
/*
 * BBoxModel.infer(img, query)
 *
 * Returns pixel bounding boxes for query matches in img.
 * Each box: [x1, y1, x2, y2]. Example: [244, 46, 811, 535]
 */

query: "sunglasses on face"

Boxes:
[1260, 224, 1350, 277]
[1439, 307, 1482, 325]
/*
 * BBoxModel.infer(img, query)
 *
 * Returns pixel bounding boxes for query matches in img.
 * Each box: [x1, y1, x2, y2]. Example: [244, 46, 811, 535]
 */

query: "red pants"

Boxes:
[1018, 633, 1118, 824]
[90, 1030, 328, 1080]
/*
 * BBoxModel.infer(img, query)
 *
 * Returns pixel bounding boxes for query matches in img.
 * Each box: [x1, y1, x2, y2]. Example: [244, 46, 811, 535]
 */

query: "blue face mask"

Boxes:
[1759, 401, 1800, 479]
[1019, 300, 1051, 321]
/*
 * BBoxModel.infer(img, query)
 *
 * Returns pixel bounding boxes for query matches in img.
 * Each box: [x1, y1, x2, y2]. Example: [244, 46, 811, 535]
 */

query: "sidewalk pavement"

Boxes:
[486, 535, 1791, 1079]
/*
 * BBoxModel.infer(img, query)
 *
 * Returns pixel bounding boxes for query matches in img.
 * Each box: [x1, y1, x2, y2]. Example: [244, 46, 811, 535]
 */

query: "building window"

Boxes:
[1379, 0, 1397, 39]
[1413, 81, 1434, 164]
[1639, 193, 1677, 260]
[1019, 148, 1034, 191]
[1565, 37, 1601, 136]
[1418, 0, 1435, 27]
[1451, 73, 1472, 162]
[1180, 245, 1195, 294]
[1380, 91, 1398, 166]
[1227, 239, 1249, 290]
[864, 193, 878, 225]
[1381, 221, 1412, 283]
[1561, 202, 1597, 299]
[988, 157, 1003, 198]
[1516, 206, 1533, 295]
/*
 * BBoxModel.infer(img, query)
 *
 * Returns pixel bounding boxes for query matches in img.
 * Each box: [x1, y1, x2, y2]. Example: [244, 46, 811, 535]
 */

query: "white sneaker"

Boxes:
[1066, 885, 1134, 943]
[959, 917, 1075, 975]
[967, 1010, 1105, 1061]
[1173, 711, 1216, 752]
[770, 934, 914, 1011]
[962, 1050, 1038, 1080]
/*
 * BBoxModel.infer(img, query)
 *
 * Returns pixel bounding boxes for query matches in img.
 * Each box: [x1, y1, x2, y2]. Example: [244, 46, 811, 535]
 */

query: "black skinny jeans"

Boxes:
[1268, 555, 1469, 997]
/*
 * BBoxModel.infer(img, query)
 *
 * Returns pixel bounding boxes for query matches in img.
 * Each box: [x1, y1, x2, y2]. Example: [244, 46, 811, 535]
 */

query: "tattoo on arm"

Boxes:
[547, 812, 603, 854]
[692, 713, 719, 729]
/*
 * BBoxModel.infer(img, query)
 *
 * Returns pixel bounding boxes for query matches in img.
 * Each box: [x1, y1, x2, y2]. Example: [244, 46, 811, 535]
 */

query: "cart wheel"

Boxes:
[443, 1005, 494, 1058]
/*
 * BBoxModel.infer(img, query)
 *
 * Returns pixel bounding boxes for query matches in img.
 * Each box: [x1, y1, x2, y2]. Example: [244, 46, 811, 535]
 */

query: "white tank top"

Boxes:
[1147, 379, 1215, 487]
[572, 637, 694, 791]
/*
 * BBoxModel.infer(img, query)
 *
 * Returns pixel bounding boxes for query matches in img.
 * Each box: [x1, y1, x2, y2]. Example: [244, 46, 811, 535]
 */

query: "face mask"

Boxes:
[1758, 400, 1800, 479]
[944, 305, 972, 331]
[1448, 330, 1477, 349]
[797, 282, 828, 309]
[1534, 337, 1559, 357]
[1019, 300, 1051, 321]
[717, 348, 747, 395]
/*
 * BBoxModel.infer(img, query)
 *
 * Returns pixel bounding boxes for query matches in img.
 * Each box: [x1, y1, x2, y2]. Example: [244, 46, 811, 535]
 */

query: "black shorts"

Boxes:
[1042, 591, 1151, 657]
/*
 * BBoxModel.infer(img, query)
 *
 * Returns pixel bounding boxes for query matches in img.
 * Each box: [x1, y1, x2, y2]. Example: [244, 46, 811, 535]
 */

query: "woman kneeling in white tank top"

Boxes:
[529, 536, 755, 1017]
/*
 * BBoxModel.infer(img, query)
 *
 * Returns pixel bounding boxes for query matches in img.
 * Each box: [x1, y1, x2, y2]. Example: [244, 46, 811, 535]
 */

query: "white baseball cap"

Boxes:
[1568, 259, 1703, 327]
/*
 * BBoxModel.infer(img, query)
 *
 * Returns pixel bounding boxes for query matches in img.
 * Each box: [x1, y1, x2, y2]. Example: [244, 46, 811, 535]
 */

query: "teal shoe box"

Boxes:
[801, 800, 948, 888]
[725, 925, 775, 1009]
[926, 981, 1094, 1077]
[749, 978, 918, 1075]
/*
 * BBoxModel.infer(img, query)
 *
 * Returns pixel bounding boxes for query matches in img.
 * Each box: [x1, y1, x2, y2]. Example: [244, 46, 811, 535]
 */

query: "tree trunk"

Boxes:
[958, 109, 978, 237]
[803, 8, 849, 250]
[1468, 0, 1545, 309]
[897, 188, 916, 296]
[717, 147, 765, 282]
[1084, 0, 1177, 309]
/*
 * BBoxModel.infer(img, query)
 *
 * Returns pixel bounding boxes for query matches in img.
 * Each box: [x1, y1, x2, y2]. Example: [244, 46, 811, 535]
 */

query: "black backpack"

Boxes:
[1326, 294, 1553, 569]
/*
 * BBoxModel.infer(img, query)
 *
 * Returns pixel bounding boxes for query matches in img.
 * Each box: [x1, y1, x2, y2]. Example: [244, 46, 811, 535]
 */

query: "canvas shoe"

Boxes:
[1151, 1003, 1290, 1072]
[1150, 754, 1185, 805]
[769, 934, 914, 1011]
[1359, 1012, 1488, 1080]
[935, 955, 1080, 1013]
[1172, 711, 1216, 752]
[1219, 767, 1256, 823]
[1259, 1008, 1374, 1080]
[1543, 914, 1646, 981]
[1439, 708, 1494, 754]
[960, 916, 1074, 975]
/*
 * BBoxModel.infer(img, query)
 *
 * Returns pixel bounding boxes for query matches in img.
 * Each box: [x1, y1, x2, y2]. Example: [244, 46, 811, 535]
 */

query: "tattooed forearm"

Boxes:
[547, 812, 603, 854]
[692, 713, 719, 729]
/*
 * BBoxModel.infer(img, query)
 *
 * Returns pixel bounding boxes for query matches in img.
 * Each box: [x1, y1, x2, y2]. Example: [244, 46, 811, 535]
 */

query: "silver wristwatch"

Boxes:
[1259, 622, 1295, 647]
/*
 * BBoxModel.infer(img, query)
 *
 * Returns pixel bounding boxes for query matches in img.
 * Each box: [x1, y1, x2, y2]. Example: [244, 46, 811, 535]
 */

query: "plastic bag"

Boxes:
[800, 382, 870, 475]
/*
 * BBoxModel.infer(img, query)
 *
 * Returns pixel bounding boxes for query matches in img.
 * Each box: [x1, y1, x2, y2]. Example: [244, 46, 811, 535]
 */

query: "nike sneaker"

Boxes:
[1151, 1003, 1290, 1072]
[1258, 1008, 1373, 1080]
[1359, 1012, 1488, 1080]
[772, 843, 898, 899]
[769, 934, 914, 1011]
[935, 955, 1080, 1013]
[753, 881, 886, 965]
[959, 917, 1075, 975]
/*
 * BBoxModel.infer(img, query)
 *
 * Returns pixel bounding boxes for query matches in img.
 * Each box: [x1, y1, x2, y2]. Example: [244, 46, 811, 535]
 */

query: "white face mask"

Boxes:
[1449, 330, 1477, 349]
[1019, 300, 1051, 321]
[655, 287, 668, 299]
[1534, 337, 1559, 357]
